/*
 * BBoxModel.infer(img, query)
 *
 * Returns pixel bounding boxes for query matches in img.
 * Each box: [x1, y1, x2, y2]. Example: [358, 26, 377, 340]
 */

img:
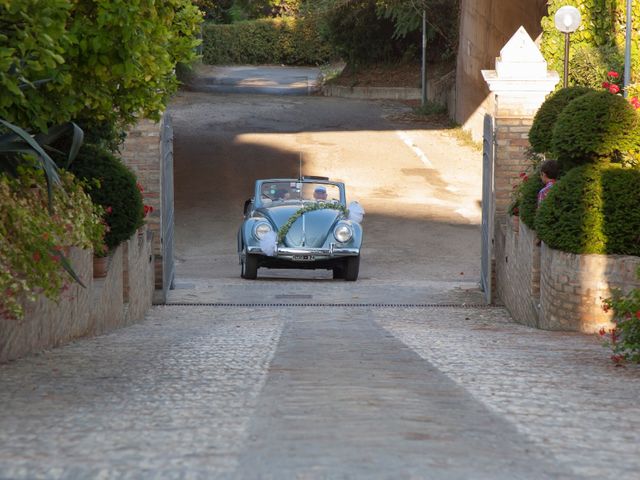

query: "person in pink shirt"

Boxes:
[537, 160, 559, 206]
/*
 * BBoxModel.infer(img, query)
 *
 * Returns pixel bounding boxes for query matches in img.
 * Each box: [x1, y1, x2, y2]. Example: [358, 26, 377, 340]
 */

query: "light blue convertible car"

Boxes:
[238, 177, 364, 280]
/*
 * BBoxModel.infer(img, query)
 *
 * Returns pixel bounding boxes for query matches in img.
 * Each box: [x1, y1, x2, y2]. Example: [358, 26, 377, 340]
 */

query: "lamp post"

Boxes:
[554, 6, 582, 88]
[624, 0, 632, 96]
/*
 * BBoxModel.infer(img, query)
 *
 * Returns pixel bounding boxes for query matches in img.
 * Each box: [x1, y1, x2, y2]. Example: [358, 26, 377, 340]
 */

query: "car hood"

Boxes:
[257, 204, 342, 247]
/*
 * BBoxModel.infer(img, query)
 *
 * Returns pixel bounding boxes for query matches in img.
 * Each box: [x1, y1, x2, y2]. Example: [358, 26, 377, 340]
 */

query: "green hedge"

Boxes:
[551, 91, 640, 170]
[202, 17, 334, 65]
[69, 145, 143, 250]
[518, 173, 544, 229]
[536, 164, 640, 255]
[529, 86, 593, 155]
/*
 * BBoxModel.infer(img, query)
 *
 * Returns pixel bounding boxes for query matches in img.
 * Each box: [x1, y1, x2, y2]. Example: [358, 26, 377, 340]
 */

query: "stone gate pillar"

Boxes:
[482, 26, 559, 223]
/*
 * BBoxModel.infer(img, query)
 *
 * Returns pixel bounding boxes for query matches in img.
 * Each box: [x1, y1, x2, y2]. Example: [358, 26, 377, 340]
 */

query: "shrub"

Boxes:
[517, 172, 544, 229]
[202, 17, 334, 65]
[550, 90, 640, 170]
[535, 163, 640, 255]
[569, 44, 624, 89]
[0, 166, 105, 319]
[601, 269, 640, 364]
[1, 1, 202, 133]
[529, 86, 593, 155]
[69, 145, 143, 250]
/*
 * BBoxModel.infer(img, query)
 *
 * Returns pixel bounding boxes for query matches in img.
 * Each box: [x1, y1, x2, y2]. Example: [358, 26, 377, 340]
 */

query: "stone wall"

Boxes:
[456, 0, 548, 141]
[0, 227, 154, 363]
[496, 218, 640, 333]
[495, 218, 540, 328]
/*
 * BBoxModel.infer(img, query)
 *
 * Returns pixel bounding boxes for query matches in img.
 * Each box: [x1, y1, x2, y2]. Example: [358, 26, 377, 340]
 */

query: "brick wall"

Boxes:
[0, 228, 154, 363]
[540, 245, 640, 333]
[120, 117, 164, 290]
[496, 219, 640, 333]
[494, 118, 534, 220]
[495, 218, 540, 328]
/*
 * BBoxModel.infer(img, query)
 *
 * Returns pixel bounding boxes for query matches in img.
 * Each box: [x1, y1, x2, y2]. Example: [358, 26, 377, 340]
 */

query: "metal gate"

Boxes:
[480, 114, 495, 304]
[160, 113, 175, 301]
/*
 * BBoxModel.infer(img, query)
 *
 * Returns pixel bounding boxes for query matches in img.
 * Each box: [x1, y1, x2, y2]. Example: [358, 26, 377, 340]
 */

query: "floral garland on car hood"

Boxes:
[258, 201, 364, 257]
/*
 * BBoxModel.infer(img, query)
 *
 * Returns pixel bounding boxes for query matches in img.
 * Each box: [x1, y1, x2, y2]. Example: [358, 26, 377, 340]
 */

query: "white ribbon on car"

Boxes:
[348, 201, 364, 223]
[259, 230, 278, 257]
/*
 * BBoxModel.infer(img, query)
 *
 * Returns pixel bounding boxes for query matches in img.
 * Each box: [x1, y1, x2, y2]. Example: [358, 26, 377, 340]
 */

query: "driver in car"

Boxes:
[313, 185, 327, 201]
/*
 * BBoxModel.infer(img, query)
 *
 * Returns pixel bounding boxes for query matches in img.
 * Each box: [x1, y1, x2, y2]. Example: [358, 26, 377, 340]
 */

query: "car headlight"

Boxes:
[254, 222, 273, 240]
[333, 223, 353, 243]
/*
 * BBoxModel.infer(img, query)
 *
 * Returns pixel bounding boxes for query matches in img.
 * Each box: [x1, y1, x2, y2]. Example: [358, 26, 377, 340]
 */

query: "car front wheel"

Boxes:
[241, 252, 258, 279]
[344, 256, 360, 281]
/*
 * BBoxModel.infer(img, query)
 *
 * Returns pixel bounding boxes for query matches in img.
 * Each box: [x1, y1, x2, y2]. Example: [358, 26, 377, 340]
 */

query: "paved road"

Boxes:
[186, 65, 323, 95]
[1, 78, 639, 479]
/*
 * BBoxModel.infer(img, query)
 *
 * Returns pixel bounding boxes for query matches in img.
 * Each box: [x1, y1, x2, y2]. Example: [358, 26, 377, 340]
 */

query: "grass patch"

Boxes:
[413, 100, 447, 116]
[447, 125, 482, 151]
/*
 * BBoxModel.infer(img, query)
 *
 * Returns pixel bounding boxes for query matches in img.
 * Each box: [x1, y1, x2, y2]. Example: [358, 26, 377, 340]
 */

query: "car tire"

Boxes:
[343, 256, 360, 281]
[332, 267, 344, 279]
[241, 253, 258, 279]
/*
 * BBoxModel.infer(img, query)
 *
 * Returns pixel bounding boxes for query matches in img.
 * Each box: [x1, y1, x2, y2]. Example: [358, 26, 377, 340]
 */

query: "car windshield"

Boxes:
[260, 181, 340, 204]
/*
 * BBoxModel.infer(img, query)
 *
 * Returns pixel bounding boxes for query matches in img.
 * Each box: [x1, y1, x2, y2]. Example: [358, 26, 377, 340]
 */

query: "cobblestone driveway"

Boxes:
[1, 298, 638, 479]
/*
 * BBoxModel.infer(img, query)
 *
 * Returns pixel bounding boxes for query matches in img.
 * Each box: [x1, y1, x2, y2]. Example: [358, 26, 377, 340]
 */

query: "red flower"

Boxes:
[602, 303, 610, 313]
[608, 71, 620, 78]
[609, 84, 621, 94]
[611, 354, 624, 364]
[50, 254, 61, 263]
[598, 327, 606, 337]
[32, 251, 41, 262]
[143, 204, 154, 217]
[136, 182, 144, 193]
[636, 310, 640, 319]
[602, 81, 610, 88]
[519, 172, 527, 178]
[631, 97, 640, 109]
[105, 206, 113, 215]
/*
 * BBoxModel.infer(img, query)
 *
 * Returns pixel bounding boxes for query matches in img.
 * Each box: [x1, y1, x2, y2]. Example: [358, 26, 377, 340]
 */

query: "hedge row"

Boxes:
[202, 17, 335, 65]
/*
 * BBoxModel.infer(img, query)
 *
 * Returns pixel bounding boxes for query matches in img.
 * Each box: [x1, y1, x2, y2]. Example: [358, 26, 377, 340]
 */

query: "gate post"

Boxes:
[480, 26, 558, 302]
[120, 113, 175, 304]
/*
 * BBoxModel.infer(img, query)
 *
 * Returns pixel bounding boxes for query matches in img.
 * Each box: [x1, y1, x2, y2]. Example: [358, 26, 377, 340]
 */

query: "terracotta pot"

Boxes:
[93, 255, 110, 278]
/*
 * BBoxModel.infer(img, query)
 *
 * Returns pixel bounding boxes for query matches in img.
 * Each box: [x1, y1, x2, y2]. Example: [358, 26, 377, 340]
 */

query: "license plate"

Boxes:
[293, 254, 315, 261]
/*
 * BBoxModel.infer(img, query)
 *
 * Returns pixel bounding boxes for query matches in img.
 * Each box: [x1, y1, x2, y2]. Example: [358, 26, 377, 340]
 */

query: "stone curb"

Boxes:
[321, 84, 421, 100]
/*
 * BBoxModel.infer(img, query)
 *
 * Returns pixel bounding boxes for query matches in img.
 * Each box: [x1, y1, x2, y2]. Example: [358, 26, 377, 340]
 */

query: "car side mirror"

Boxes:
[243, 198, 252, 215]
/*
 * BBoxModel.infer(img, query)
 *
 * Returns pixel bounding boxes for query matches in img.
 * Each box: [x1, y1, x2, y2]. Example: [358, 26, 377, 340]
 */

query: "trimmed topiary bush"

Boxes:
[529, 86, 593, 154]
[535, 163, 640, 255]
[69, 145, 143, 250]
[517, 172, 544, 229]
[551, 91, 640, 170]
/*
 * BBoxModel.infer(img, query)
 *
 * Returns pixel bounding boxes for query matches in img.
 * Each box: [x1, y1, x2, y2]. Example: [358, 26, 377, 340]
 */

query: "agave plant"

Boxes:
[0, 119, 83, 212]
[0, 118, 86, 287]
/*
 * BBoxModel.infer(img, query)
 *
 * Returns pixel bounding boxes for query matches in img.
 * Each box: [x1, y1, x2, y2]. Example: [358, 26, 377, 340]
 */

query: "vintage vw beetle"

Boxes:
[237, 177, 363, 280]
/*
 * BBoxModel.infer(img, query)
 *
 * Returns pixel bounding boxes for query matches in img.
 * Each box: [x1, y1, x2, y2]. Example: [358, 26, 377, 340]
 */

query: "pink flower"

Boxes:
[136, 183, 144, 193]
[608, 71, 620, 78]
[609, 84, 621, 94]
[105, 206, 113, 215]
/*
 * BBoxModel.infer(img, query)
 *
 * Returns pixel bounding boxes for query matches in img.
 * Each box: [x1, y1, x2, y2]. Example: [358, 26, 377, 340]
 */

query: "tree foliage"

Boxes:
[541, 0, 640, 89]
[0, 0, 202, 133]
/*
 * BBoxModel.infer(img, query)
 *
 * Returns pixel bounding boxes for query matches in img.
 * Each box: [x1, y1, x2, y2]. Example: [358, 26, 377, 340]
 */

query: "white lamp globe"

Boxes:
[554, 6, 582, 33]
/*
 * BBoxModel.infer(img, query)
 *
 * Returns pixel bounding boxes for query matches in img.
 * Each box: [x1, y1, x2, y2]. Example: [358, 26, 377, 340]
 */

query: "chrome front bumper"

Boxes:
[247, 244, 359, 260]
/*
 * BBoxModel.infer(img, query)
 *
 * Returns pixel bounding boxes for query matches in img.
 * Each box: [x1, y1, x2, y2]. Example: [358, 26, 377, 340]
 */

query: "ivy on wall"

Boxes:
[541, 0, 640, 88]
